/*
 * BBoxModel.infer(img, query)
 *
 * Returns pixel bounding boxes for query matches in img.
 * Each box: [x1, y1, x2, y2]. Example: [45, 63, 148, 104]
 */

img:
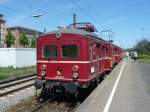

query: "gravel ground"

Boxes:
[36, 101, 76, 112]
[0, 87, 78, 112]
[0, 86, 35, 112]
[5, 95, 77, 112]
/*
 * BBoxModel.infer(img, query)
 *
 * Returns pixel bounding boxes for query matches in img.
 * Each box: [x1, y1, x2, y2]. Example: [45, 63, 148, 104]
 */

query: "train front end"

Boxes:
[34, 29, 89, 97]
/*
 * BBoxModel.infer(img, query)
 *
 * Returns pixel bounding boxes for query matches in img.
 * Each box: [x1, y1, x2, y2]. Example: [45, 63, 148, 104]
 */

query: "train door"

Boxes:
[95, 43, 100, 73]
[110, 45, 114, 67]
[89, 42, 99, 78]
[113, 47, 117, 64]
[104, 45, 110, 69]
[102, 45, 107, 70]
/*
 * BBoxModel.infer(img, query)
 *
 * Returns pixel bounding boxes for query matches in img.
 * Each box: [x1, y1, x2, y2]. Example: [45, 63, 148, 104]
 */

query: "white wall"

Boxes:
[0, 48, 36, 68]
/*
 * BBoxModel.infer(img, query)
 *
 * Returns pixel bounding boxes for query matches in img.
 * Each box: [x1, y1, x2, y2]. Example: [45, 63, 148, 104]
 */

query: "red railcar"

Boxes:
[34, 23, 122, 97]
[112, 44, 122, 65]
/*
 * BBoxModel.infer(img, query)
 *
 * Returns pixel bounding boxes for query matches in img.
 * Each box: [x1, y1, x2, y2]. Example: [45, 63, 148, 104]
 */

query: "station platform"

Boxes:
[75, 61, 124, 112]
[75, 60, 150, 112]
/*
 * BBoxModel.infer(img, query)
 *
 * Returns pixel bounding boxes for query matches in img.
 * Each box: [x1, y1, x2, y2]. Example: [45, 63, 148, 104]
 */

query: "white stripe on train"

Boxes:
[37, 57, 112, 64]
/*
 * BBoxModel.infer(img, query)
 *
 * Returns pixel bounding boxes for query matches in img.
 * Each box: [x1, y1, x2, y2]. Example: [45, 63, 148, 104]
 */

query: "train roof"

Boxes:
[38, 28, 108, 42]
[39, 28, 97, 37]
[38, 28, 122, 48]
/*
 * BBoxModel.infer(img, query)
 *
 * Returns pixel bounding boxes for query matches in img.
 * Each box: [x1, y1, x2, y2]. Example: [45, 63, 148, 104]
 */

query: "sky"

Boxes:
[0, 0, 150, 48]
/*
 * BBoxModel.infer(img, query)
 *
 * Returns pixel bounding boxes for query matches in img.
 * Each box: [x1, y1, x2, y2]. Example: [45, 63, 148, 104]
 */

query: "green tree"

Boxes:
[31, 34, 36, 48]
[5, 30, 15, 47]
[19, 33, 29, 47]
[134, 38, 150, 55]
[31, 38, 36, 48]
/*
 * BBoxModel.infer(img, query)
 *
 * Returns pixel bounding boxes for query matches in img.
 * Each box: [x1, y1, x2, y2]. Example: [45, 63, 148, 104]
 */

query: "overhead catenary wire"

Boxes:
[1, 1, 114, 35]
[70, 0, 103, 28]
[69, 0, 116, 41]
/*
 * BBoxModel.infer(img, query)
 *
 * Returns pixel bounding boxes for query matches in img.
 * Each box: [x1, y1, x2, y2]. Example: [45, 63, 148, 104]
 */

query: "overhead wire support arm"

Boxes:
[70, 0, 102, 26]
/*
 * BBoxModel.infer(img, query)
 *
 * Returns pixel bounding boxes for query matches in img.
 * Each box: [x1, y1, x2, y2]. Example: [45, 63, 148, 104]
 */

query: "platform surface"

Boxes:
[75, 60, 150, 112]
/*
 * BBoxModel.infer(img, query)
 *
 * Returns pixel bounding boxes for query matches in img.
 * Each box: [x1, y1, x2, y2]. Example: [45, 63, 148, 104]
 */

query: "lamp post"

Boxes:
[32, 14, 43, 37]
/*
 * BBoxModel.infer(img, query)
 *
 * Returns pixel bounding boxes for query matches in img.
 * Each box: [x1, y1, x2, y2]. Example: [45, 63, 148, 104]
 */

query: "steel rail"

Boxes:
[31, 96, 56, 112]
[0, 73, 36, 84]
[0, 73, 36, 97]
[0, 83, 34, 97]
[0, 76, 36, 89]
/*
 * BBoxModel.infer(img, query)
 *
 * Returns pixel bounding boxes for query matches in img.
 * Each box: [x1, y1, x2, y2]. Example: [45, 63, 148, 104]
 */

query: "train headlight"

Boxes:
[73, 72, 78, 79]
[41, 71, 46, 77]
[73, 65, 79, 71]
[41, 65, 46, 70]
[56, 70, 62, 76]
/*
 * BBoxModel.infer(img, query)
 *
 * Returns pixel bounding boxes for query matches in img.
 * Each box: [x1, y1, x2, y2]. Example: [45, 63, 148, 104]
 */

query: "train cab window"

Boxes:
[42, 45, 57, 58]
[62, 44, 78, 58]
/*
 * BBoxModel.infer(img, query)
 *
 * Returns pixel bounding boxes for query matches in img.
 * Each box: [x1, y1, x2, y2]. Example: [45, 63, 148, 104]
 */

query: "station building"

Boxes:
[8, 26, 43, 48]
[0, 14, 7, 47]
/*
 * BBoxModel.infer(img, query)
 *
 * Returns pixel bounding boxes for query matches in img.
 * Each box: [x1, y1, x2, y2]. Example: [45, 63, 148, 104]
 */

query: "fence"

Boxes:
[0, 48, 36, 68]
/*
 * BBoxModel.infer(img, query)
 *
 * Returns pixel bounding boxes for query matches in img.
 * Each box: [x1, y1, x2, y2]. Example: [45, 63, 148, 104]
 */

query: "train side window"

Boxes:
[42, 45, 57, 58]
[62, 44, 78, 58]
[102, 47, 106, 57]
[106, 47, 108, 56]
[113, 48, 116, 55]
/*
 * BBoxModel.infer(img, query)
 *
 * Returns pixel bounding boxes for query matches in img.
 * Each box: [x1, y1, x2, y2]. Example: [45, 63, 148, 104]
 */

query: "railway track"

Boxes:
[30, 96, 78, 112]
[0, 74, 36, 97]
[31, 97, 56, 112]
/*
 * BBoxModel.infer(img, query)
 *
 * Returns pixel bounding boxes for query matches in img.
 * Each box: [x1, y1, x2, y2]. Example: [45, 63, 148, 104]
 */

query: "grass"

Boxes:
[138, 54, 150, 64]
[0, 66, 36, 80]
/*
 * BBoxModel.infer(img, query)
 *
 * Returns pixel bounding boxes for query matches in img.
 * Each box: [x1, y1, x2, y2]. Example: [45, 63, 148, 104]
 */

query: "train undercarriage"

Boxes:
[34, 74, 104, 101]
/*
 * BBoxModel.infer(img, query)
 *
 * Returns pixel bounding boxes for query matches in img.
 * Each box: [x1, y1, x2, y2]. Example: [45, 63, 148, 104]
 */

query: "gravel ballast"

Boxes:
[0, 86, 35, 112]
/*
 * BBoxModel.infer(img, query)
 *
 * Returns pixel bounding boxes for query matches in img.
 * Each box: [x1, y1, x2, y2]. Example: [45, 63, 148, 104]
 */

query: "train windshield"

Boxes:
[62, 44, 78, 58]
[42, 45, 57, 58]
